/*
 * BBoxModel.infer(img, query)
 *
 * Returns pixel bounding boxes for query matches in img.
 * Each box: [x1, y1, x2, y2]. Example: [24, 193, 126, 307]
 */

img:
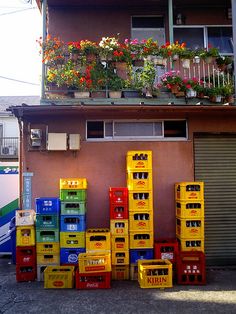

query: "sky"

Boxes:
[0, 0, 42, 96]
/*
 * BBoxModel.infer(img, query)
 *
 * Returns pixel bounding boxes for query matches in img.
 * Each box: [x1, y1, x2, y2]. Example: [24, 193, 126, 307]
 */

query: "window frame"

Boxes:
[86, 119, 188, 142]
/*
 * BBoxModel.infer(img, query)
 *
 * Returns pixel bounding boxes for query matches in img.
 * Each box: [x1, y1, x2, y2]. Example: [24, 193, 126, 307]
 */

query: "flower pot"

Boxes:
[186, 89, 197, 98]
[91, 91, 106, 98]
[122, 90, 140, 98]
[182, 59, 191, 69]
[170, 85, 179, 94]
[74, 91, 90, 98]
[109, 91, 122, 98]
[115, 62, 129, 80]
[193, 56, 201, 64]
[205, 56, 213, 64]
[172, 54, 179, 61]
[209, 95, 222, 103]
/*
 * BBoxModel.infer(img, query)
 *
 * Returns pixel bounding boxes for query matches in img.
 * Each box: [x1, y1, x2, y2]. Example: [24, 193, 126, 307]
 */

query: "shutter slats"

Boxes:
[194, 136, 236, 266]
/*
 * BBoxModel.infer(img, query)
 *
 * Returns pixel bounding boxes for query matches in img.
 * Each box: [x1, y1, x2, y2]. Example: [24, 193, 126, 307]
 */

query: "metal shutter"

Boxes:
[194, 135, 236, 266]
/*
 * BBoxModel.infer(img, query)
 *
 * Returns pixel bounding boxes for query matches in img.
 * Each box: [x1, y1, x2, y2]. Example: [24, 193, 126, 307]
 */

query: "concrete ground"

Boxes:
[0, 256, 236, 314]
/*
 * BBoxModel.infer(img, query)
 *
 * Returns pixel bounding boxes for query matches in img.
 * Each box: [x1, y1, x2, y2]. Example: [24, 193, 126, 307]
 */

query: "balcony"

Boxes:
[0, 137, 19, 159]
[40, 37, 235, 106]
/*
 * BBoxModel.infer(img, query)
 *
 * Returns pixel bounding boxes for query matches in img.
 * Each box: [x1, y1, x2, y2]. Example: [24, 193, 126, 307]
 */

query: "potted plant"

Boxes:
[138, 60, 156, 98]
[221, 83, 235, 104]
[37, 34, 65, 66]
[182, 77, 201, 98]
[140, 38, 159, 61]
[90, 63, 107, 98]
[179, 49, 195, 68]
[160, 70, 183, 94]
[216, 56, 233, 72]
[98, 36, 119, 61]
[125, 38, 144, 66]
[79, 39, 99, 63]
[166, 41, 186, 61]
[67, 41, 81, 61]
[198, 46, 219, 63]
[108, 74, 125, 98]
[207, 86, 223, 103]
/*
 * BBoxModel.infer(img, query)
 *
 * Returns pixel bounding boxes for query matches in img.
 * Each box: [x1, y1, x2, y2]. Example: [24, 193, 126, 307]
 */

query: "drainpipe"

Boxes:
[232, 0, 236, 98]
[41, 0, 47, 100]
[17, 114, 23, 210]
[168, 0, 174, 44]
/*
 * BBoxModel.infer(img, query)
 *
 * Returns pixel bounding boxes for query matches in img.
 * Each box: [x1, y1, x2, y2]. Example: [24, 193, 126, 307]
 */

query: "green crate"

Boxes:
[36, 214, 59, 229]
[36, 229, 59, 243]
[60, 189, 87, 202]
[60, 201, 87, 215]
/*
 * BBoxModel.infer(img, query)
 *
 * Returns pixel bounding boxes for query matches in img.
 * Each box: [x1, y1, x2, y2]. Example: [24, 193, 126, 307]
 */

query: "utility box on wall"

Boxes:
[69, 134, 80, 150]
[47, 133, 67, 151]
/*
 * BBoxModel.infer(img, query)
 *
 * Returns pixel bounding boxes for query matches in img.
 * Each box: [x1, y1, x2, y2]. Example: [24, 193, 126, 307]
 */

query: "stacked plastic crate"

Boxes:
[15, 209, 36, 282]
[109, 187, 130, 280]
[126, 151, 154, 280]
[175, 181, 206, 285]
[35, 197, 60, 281]
[59, 178, 87, 265]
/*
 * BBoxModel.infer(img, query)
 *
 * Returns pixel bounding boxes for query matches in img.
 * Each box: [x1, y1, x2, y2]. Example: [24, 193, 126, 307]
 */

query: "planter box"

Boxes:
[74, 91, 90, 98]
[91, 91, 106, 98]
[123, 90, 140, 98]
[109, 91, 122, 98]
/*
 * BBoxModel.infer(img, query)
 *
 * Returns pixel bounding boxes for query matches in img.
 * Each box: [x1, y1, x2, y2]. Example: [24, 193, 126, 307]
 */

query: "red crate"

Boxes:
[75, 270, 111, 289]
[16, 265, 36, 282]
[176, 251, 206, 285]
[110, 204, 128, 219]
[154, 238, 179, 263]
[16, 246, 36, 266]
[109, 188, 128, 205]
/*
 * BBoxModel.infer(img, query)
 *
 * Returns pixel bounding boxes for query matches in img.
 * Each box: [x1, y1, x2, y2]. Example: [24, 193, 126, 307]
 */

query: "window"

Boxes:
[86, 120, 187, 140]
[174, 26, 233, 54]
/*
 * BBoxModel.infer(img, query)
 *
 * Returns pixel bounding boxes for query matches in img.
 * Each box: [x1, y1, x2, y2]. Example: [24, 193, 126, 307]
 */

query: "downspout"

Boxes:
[41, 0, 47, 100]
[17, 114, 23, 210]
[168, 0, 174, 44]
[232, 0, 236, 98]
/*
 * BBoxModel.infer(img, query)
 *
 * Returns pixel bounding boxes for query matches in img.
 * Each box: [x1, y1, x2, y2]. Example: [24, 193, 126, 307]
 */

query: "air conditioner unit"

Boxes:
[1, 146, 15, 156]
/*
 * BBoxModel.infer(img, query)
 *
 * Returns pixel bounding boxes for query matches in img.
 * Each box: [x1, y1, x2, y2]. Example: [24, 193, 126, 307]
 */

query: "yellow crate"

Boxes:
[129, 231, 154, 249]
[129, 211, 153, 232]
[127, 171, 153, 191]
[36, 242, 60, 255]
[176, 201, 204, 219]
[128, 191, 153, 211]
[176, 217, 204, 239]
[126, 151, 152, 171]
[110, 219, 129, 236]
[177, 236, 205, 252]
[112, 265, 129, 280]
[16, 226, 35, 246]
[111, 235, 129, 251]
[60, 232, 85, 248]
[130, 263, 138, 280]
[78, 252, 111, 273]
[44, 266, 75, 289]
[15, 209, 35, 226]
[112, 250, 129, 265]
[60, 178, 87, 190]
[138, 259, 173, 289]
[86, 228, 111, 253]
[175, 182, 204, 201]
[37, 253, 60, 265]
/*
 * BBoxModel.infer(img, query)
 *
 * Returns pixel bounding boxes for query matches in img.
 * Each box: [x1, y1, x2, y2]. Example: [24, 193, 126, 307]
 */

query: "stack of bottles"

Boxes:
[59, 178, 87, 265]
[126, 151, 154, 280]
[175, 181, 206, 285]
[15, 209, 36, 282]
[175, 182, 205, 252]
[109, 187, 130, 280]
[35, 197, 60, 281]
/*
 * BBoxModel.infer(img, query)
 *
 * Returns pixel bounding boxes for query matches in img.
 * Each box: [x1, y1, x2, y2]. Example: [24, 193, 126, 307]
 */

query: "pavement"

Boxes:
[0, 256, 236, 314]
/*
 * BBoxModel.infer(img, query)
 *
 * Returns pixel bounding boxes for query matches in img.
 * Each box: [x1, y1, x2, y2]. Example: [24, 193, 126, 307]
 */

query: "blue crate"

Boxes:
[60, 215, 86, 232]
[60, 248, 86, 265]
[35, 198, 60, 214]
[130, 248, 154, 264]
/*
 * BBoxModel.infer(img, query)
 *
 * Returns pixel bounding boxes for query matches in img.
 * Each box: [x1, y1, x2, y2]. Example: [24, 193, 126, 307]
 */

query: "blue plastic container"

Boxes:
[35, 197, 60, 214]
[60, 248, 85, 265]
[60, 214, 86, 232]
[130, 248, 154, 264]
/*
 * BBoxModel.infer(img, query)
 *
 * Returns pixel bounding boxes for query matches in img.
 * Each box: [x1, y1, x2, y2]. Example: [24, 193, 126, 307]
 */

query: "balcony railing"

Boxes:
[0, 137, 19, 159]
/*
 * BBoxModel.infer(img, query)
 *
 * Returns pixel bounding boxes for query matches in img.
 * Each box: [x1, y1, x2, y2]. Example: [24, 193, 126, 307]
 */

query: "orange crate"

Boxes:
[176, 201, 204, 218]
[128, 192, 153, 211]
[138, 259, 173, 289]
[16, 226, 35, 246]
[44, 266, 75, 289]
[60, 232, 85, 248]
[111, 251, 129, 265]
[78, 252, 111, 274]
[111, 236, 129, 251]
[129, 231, 154, 249]
[129, 211, 153, 231]
[126, 151, 152, 171]
[86, 228, 110, 253]
[60, 178, 87, 190]
[177, 237, 205, 252]
[37, 253, 60, 265]
[176, 218, 204, 239]
[112, 265, 129, 280]
[175, 182, 204, 201]
[36, 242, 60, 255]
[110, 219, 129, 236]
[127, 171, 153, 191]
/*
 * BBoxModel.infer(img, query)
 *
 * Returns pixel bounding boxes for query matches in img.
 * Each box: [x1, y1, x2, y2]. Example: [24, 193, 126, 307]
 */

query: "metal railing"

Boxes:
[0, 137, 19, 159]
